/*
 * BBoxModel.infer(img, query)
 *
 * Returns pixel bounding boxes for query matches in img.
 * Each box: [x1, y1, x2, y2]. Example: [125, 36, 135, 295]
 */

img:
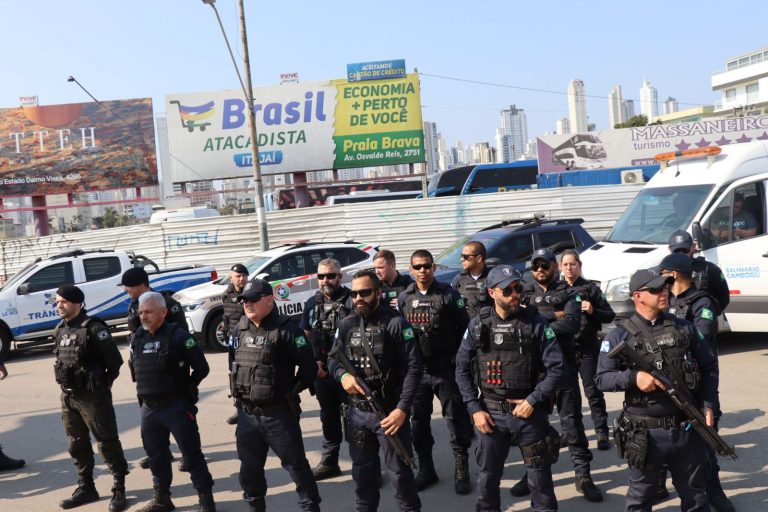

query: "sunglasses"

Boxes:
[460, 253, 479, 260]
[241, 296, 267, 304]
[411, 263, 434, 271]
[638, 285, 669, 295]
[316, 273, 338, 280]
[500, 284, 524, 296]
[531, 262, 551, 271]
[350, 288, 375, 298]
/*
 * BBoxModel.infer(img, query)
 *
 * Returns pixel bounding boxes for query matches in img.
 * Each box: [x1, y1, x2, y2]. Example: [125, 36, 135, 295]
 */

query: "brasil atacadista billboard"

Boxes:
[165, 73, 424, 181]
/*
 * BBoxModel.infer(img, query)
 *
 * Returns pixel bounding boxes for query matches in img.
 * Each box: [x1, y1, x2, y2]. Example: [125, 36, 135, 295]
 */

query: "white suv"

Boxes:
[173, 240, 379, 350]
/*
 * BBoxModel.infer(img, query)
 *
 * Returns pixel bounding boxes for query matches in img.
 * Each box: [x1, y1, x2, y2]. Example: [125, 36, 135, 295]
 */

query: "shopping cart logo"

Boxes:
[169, 100, 215, 132]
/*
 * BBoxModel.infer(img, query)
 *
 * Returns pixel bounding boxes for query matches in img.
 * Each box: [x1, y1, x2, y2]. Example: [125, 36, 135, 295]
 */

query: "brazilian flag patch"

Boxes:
[701, 308, 714, 321]
[544, 326, 556, 340]
[456, 297, 466, 309]
[575, 295, 582, 302]
[295, 335, 307, 348]
[184, 337, 196, 349]
[403, 327, 415, 341]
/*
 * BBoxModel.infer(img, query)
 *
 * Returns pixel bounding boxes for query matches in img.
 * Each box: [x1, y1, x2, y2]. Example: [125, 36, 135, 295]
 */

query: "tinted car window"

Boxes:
[492, 235, 534, 264]
[263, 254, 306, 281]
[23, 262, 74, 293]
[538, 230, 577, 250]
[83, 257, 122, 281]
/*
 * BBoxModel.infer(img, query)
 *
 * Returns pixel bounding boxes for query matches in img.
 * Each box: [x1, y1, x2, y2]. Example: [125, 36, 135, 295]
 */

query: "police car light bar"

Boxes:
[655, 146, 721, 170]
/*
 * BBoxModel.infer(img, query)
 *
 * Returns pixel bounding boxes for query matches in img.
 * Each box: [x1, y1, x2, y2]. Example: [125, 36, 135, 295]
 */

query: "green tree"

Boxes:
[102, 207, 119, 228]
[615, 114, 649, 128]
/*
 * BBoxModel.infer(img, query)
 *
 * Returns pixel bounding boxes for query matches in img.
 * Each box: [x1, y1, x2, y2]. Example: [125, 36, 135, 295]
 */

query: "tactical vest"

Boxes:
[132, 328, 179, 399]
[222, 288, 245, 332]
[622, 316, 701, 407]
[691, 257, 709, 296]
[401, 293, 442, 359]
[345, 322, 386, 382]
[472, 307, 537, 399]
[231, 315, 291, 403]
[54, 318, 95, 390]
[313, 293, 350, 351]
[528, 283, 578, 356]
[454, 273, 490, 318]
[668, 290, 710, 322]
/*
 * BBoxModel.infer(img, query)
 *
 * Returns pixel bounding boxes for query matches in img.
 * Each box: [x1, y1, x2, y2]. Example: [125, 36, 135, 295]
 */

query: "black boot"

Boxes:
[109, 474, 128, 512]
[139, 487, 175, 512]
[415, 454, 439, 491]
[226, 412, 238, 425]
[707, 473, 736, 512]
[509, 474, 530, 497]
[312, 461, 341, 481]
[59, 479, 99, 509]
[575, 474, 604, 502]
[453, 453, 471, 495]
[0, 445, 25, 471]
[197, 489, 216, 512]
[653, 469, 670, 504]
[596, 432, 611, 451]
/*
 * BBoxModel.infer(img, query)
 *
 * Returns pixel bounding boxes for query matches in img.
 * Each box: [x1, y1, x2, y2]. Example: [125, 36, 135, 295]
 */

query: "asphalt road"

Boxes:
[1, 332, 766, 511]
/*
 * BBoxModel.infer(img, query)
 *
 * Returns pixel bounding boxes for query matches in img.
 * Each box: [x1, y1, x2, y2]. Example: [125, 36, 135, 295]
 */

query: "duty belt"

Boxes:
[483, 398, 521, 414]
[625, 413, 686, 430]
[143, 397, 177, 409]
[241, 401, 292, 417]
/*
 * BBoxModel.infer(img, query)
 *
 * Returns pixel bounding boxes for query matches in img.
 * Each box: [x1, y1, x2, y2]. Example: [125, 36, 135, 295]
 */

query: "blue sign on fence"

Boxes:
[346, 59, 406, 82]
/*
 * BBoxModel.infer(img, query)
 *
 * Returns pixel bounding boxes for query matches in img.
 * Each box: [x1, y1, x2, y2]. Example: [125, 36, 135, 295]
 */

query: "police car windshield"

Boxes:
[605, 184, 713, 244]
[218, 256, 271, 285]
[435, 235, 504, 269]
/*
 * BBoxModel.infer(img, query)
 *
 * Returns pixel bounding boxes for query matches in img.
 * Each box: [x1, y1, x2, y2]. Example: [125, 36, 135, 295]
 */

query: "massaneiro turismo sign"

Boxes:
[165, 74, 424, 181]
[0, 98, 158, 195]
[536, 115, 768, 173]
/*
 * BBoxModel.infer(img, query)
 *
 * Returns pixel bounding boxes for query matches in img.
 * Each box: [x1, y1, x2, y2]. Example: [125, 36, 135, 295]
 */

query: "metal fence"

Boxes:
[0, 183, 643, 281]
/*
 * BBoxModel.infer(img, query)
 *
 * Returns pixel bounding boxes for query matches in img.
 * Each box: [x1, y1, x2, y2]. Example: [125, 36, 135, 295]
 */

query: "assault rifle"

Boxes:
[328, 344, 417, 469]
[608, 341, 737, 460]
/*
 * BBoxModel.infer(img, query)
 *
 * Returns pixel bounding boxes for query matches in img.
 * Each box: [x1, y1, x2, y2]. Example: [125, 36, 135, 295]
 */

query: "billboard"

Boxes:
[0, 98, 158, 195]
[536, 115, 768, 173]
[165, 73, 424, 182]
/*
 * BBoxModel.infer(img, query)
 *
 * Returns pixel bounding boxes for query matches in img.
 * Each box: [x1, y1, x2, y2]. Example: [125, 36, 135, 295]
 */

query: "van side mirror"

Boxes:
[18, 283, 33, 295]
[691, 221, 708, 250]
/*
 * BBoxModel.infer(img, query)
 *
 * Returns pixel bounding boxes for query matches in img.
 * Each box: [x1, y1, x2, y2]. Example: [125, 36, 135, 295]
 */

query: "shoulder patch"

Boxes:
[600, 340, 611, 353]
[456, 297, 466, 309]
[97, 330, 109, 341]
[295, 335, 307, 348]
[701, 308, 714, 321]
[544, 326, 556, 340]
[184, 337, 196, 349]
[402, 327, 415, 341]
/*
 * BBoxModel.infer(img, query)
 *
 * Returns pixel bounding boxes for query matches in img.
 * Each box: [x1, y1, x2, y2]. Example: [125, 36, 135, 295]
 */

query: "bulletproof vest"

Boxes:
[345, 320, 386, 383]
[313, 293, 349, 337]
[231, 315, 290, 403]
[454, 272, 490, 318]
[691, 257, 709, 295]
[668, 290, 710, 322]
[53, 318, 93, 390]
[622, 315, 701, 407]
[132, 328, 179, 399]
[472, 307, 537, 399]
[222, 288, 245, 331]
[401, 293, 442, 359]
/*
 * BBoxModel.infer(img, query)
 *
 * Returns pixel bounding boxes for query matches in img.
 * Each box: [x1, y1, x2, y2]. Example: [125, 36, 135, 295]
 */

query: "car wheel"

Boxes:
[0, 326, 11, 360]
[206, 311, 229, 352]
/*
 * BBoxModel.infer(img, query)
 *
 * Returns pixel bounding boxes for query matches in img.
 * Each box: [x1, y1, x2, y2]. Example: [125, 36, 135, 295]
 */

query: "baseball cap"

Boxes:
[629, 268, 674, 294]
[486, 265, 523, 289]
[531, 248, 557, 264]
[659, 253, 692, 273]
[230, 263, 249, 274]
[119, 267, 149, 287]
[56, 284, 85, 304]
[668, 230, 693, 252]
[238, 278, 273, 301]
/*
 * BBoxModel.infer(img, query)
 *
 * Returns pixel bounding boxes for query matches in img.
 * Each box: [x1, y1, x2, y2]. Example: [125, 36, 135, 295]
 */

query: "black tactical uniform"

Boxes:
[127, 290, 185, 333]
[451, 266, 491, 319]
[129, 319, 215, 511]
[232, 281, 320, 512]
[300, 287, 352, 473]
[380, 271, 413, 311]
[222, 282, 247, 337]
[691, 257, 730, 316]
[54, 298, 128, 511]
[329, 303, 422, 511]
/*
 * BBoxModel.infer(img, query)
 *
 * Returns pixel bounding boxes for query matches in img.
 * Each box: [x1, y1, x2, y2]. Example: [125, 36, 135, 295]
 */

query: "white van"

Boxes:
[149, 206, 221, 224]
[580, 141, 768, 333]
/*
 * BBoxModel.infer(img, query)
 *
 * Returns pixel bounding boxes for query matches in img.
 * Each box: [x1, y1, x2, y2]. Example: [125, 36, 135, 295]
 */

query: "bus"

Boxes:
[426, 161, 539, 197]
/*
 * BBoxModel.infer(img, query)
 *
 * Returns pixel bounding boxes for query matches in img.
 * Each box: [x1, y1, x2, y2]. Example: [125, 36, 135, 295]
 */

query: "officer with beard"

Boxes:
[329, 269, 422, 511]
[451, 241, 492, 319]
[511, 248, 603, 502]
[455, 265, 565, 512]
[300, 258, 352, 480]
[222, 263, 250, 425]
[373, 249, 413, 311]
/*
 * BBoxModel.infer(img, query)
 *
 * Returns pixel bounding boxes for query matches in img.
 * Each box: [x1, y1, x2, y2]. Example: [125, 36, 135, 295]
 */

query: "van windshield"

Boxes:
[605, 185, 713, 244]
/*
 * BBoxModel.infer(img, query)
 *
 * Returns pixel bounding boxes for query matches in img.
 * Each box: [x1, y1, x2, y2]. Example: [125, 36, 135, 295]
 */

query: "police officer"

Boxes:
[121, 267, 186, 333]
[129, 291, 216, 512]
[329, 270, 423, 511]
[222, 263, 250, 425]
[397, 249, 474, 494]
[560, 249, 615, 451]
[0, 356, 27, 472]
[232, 279, 321, 512]
[53, 285, 129, 512]
[455, 265, 565, 512]
[451, 241, 492, 319]
[659, 253, 734, 512]
[300, 258, 352, 480]
[667, 230, 730, 316]
[373, 249, 413, 310]
[595, 268, 719, 512]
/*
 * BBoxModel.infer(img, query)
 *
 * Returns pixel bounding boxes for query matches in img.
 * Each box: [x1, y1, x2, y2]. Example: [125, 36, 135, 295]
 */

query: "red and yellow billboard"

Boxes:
[0, 98, 158, 195]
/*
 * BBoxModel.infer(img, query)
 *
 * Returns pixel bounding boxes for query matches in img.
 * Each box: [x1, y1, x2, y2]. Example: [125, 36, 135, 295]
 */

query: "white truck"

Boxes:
[580, 141, 768, 333]
[0, 249, 217, 358]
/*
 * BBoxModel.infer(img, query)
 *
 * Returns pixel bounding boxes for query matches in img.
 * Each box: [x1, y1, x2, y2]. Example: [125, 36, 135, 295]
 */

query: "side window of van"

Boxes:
[703, 183, 764, 246]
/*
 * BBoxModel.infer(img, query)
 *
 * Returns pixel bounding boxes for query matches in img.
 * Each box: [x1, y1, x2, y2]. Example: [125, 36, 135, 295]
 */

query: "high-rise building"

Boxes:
[524, 139, 538, 160]
[495, 104, 528, 162]
[422, 121, 440, 172]
[555, 117, 570, 135]
[712, 46, 768, 116]
[472, 142, 493, 164]
[608, 85, 625, 128]
[437, 134, 452, 171]
[567, 79, 588, 134]
[622, 99, 635, 121]
[639, 79, 659, 120]
[663, 97, 679, 115]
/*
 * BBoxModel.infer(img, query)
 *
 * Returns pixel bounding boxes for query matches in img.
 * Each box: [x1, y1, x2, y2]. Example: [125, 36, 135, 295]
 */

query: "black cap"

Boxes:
[629, 268, 674, 294]
[230, 263, 249, 274]
[668, 230, 693, 251]
[56, 284, 85, 304]
[531, 248, 557, 264]
[659, 253, 692, 273]
[238, 278, 273, 301]
[120, 267, 149, 287]
[487, 264, 522, 289]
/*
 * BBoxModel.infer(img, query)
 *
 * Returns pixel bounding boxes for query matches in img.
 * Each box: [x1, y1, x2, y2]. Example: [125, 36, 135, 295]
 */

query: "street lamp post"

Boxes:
[202, 0, 269, 251]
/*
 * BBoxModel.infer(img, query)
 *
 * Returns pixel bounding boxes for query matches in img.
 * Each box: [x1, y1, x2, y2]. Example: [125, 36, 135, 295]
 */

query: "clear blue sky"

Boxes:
[2, 1, 766, 148]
